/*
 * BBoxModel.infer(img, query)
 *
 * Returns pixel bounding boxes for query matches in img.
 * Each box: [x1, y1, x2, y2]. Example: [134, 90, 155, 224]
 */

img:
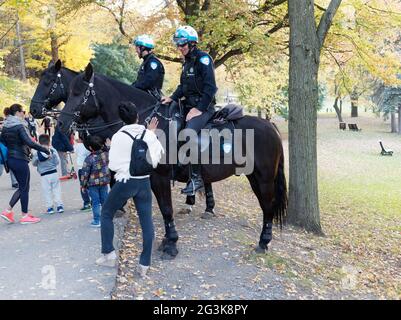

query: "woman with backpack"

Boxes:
[96, 102, 163, 277]
[0, 104, 50, 224]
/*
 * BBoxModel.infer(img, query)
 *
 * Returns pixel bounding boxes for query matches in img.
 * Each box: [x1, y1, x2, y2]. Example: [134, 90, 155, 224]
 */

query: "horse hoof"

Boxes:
[255, 245, 268, 254]
[163, 243, 179, 257]
[201, 211, 215, 219]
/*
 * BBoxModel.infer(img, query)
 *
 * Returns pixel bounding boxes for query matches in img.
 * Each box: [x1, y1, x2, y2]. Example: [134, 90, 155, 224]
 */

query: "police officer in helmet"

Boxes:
[132, 34, 165, 100]
[161, 26, 218, 196]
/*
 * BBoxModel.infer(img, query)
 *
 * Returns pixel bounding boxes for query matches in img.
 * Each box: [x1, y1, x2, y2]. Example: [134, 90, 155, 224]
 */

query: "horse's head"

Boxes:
[30, 60, 68, 118]
[58, 63, 116, 135]
[58, 62, 159, 138]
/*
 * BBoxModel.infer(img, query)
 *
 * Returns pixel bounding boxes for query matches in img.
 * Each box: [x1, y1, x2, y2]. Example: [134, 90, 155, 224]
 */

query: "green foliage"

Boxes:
[0, 72, 35, 114]
[90, 41, 140, 84]
[372, 84, 401, 116]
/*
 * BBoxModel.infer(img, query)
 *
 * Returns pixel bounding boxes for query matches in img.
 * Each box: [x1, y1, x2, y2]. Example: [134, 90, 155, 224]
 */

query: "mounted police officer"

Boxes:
[132, 35, 165, 100]
[161, 26, 218, 196]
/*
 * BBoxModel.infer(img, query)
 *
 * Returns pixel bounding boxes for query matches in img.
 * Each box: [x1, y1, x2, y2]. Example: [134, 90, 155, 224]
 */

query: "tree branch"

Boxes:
[157, 54, 182, 64]
[314, 3, 326, 12]
[201, 0, 211, 11]
[176, 0, 185, 12]
[58, 35, 72, 48]
[96, 2, 130, 39]
[0, 21, 17, 43]
[265, 13, 289, 35]
[366, 5, 401, 16]
[215, 47, 249, 68]
[316, 0, 342, 49]
[253, 0, 287, 16]
[326, 50, 351, 94]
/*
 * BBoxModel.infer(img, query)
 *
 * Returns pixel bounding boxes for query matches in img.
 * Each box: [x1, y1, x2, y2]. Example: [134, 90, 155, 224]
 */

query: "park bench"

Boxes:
[339, 122, 346, 130]
[379, 141, 393, 156]
[348, 123, 362, 131]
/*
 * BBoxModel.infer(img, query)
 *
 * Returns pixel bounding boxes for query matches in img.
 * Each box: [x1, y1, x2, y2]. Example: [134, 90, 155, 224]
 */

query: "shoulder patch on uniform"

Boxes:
[200, 56, 210, 66]
[150, 61, 158, 70]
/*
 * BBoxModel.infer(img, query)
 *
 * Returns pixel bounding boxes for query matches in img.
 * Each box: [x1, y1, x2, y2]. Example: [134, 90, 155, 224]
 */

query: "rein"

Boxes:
[63, 71, 181, 135]
[31, 71, 66, 117]
[71, 119, 124, 132]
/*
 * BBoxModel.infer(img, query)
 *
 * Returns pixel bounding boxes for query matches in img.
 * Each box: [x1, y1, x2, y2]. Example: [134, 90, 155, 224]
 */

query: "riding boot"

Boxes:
[181, 164, 204, 196]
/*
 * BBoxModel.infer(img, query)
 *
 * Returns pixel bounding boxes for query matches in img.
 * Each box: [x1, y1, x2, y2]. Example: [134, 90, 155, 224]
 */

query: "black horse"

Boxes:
[58, 63, 287, 259]
[29, 60, 213, 216]
[30, 60, 79, 119]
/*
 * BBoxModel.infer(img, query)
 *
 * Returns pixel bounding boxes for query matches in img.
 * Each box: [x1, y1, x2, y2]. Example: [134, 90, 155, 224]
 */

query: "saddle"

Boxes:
[210, 104, 244, 125]
[169, 102, 246, 166]
[169, 102, 244, 131]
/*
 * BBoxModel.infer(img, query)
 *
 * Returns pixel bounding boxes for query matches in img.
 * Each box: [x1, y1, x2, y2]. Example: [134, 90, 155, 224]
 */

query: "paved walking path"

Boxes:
[0, 164, 125, 300]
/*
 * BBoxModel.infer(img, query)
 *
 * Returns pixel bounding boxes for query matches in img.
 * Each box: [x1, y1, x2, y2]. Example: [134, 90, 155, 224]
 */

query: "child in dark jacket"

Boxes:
[80, 136, 110, 227]
[52, 126, 74, 178]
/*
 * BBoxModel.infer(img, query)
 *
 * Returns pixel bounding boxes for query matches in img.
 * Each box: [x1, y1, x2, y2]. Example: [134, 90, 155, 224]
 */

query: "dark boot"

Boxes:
[181, 164, 204, 195]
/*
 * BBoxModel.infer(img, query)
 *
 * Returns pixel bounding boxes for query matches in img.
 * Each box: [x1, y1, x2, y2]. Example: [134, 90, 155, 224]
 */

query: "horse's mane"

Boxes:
[96, 73, 157, 105]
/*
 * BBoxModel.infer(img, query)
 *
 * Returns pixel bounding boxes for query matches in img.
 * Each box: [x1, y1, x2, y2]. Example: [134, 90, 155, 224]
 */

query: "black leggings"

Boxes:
[8, 158, 30, 213]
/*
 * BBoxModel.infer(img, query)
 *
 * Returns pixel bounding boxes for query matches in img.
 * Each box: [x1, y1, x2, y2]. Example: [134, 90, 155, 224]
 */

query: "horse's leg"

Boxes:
[150, 172, 179, 259]
[201, 182, 216, 219]
[247, 173, 275, 253]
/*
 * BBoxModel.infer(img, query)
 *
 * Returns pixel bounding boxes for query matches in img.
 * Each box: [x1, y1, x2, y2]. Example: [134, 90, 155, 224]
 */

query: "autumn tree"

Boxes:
[321, 0, 401, 118]
[287, 0, 342, 233]
[60, 0, 289, 69]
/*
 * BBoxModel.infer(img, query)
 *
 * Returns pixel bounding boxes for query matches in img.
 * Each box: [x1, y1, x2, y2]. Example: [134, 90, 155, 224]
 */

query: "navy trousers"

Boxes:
[8, 158, 30, 213]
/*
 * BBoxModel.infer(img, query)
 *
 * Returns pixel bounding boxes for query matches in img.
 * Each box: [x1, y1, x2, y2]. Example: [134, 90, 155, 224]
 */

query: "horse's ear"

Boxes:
[48, 60, 55, 68]
[55, 59, 62, 72]
[84, 63, 93, 82]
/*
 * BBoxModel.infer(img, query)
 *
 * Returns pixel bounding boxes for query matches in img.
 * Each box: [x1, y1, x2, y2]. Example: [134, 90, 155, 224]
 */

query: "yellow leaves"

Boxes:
[322, 0, 401, 95]
[153, 288, 166, 297]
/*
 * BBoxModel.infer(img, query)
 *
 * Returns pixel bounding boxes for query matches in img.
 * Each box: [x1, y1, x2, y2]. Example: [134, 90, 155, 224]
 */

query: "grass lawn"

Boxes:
[262, 113, 401, 299]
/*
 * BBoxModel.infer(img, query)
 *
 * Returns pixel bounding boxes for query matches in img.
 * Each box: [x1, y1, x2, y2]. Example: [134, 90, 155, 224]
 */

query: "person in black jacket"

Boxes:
[1, 107, 19, 189]
[52, 124, 74, 177]
[161, 26, 218, 195]
[0, 104, 50, 224]
[41, 116, 52, 136]
[132, 35, 165, 100]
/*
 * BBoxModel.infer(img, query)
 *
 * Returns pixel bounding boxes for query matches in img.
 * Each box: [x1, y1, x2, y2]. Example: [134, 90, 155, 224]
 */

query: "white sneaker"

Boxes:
[137, 263, 149, 278]
[96, 251, 117, 267]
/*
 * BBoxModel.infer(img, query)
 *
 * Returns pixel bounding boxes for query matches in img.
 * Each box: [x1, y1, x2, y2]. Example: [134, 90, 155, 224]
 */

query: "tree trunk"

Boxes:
[257, 107, 262, 118]
[333, 96, 343, 122]
[351, 95, 358, 117]
[50, 31, 59, 62]
[48, 4, 58, 62]
[339, 99, 342, 114]
[288, 0, 322, 234]
[351, 102, 358, 117]
[390, 112, 397, 133]
[398, 106, 401, 135]
[15, 12, 26, 82]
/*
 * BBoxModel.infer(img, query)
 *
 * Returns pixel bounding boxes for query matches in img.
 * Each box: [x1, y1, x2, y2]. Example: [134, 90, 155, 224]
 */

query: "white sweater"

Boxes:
[74, 143, 91, 170]
[109, 124, 164, 182]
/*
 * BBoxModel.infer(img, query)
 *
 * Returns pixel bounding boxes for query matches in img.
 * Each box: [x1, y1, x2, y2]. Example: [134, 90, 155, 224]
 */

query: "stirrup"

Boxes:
[181, 178, 204, 196]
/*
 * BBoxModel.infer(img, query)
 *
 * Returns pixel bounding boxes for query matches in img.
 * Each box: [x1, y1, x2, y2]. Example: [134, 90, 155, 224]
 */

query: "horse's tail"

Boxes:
[272, 127, 287, 228]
